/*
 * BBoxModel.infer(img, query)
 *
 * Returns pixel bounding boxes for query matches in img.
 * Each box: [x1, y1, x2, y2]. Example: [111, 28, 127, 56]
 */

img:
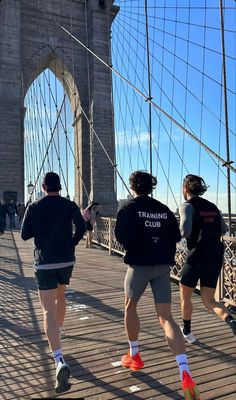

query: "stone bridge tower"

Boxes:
[0, 0, 118, 216]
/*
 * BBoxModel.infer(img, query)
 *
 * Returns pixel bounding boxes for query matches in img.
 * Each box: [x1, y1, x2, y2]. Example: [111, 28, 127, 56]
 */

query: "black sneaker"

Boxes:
[55, 360, 71, 393]
[229, 319, 236, 336]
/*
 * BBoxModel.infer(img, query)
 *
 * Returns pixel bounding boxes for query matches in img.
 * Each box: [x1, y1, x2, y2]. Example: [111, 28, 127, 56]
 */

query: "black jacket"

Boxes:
[115, 195, 181, 266]
[21, 195, 86, 267]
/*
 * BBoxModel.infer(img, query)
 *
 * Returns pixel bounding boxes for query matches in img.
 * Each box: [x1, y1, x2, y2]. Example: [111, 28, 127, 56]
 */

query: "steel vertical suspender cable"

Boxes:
[144, 0, 153, 177]
[198, 2, 207, 175]
[106, 3, 118, 195]
[216, 74, 224, 207]
[167, 0, 177, 205]
[40, 71, 52, 171]
[48, 69, 54, 169]
[37, 76, 69, 194]
[219, 0, 232, 234]
[59, 0, 69, 199]
[61, 0, 70, 198]
[34, 80, 45, 176]
[84, 0, 93, 191]
[63, 81, 69, 198]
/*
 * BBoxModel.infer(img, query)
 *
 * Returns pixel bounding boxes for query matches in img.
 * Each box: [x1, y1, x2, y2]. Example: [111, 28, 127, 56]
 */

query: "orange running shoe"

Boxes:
[181, 370, 201, 400]
[121, 352, 144, 371]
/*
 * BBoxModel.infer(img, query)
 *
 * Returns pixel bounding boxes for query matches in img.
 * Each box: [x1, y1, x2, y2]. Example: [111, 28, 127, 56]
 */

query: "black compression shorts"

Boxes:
[180, 246, 224, 289]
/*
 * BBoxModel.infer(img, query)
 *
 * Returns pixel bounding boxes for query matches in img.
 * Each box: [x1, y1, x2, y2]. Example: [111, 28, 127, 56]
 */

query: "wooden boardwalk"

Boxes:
[0, 231, 235, 400]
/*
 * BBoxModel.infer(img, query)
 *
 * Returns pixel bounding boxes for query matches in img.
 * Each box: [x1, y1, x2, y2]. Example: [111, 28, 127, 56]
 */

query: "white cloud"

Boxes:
[116, 130, 150, 146]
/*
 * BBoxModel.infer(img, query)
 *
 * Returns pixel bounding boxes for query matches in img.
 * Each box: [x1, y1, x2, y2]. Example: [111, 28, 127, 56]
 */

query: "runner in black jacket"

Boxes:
[115, 170, 200, 400]
[179, 174, 236, 343]
[21, 172, 86, 394]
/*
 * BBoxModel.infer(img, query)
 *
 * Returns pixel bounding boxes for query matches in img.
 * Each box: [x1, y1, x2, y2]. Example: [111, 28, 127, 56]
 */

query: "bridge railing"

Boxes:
[93, 217, 236, 307]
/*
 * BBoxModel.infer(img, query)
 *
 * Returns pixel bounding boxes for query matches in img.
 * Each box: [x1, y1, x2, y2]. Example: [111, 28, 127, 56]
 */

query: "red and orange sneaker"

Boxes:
[182, 370, 201, 400]
[121, 352, 144, 371]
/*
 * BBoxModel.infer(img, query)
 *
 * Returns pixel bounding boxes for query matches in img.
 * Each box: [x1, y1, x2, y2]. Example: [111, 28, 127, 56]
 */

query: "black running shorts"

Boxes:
[180, 246, 224, 289]
[34, 265, 74, 290]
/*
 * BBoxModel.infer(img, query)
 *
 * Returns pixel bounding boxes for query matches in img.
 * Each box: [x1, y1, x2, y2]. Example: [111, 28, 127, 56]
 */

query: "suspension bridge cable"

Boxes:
[116, 16, 236, 99]
[220, 0, 232, 234]
[58, 26, 235, 173]
[114, 16, 236, 140]
[113, 18, 193, 174]
[113, 20, 226, 186]
[79, 102, 132, 196]
[112, 33, 147, 168]
[37, 11, 236, 174]
[118, 4, 235, 11]
[144, 0, 153, 176]
[119, 10, 236, 37]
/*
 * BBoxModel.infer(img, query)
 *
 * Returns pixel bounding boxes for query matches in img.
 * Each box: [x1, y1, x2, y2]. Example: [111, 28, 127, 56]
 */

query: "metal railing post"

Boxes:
[108, 217, 112, 255]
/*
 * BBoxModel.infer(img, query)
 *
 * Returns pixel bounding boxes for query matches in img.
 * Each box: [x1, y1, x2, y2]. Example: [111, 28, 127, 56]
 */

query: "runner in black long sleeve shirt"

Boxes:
[22, 195, 85, 268]
[179, 174, 236, 343]
[21, 172, 85, 394]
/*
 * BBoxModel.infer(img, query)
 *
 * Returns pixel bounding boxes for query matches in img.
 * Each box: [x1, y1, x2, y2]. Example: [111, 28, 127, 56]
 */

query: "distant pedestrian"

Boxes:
[0, 202, 5, 234]
[17, 203, 26, 225]
[115, 170, 200, 400]
[82, 202, 100, 248]
[21, 172, 86, 393]
[7, 200, 18, 229]
[0, 201, 7, 231]
[179, 174, 236, 343]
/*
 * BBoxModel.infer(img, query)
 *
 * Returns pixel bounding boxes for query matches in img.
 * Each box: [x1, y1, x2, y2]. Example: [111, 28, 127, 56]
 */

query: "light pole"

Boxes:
[27, 181, 34, 202]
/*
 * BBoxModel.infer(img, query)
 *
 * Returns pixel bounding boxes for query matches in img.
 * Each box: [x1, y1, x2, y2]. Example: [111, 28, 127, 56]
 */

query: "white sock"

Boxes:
[175, 354, 191, 380]
[52, 349, 65, 366]
[128, 340, 139, 357]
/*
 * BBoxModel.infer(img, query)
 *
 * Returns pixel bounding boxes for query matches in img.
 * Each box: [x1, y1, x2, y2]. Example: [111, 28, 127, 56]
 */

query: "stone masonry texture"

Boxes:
[0, 0, 119, 216]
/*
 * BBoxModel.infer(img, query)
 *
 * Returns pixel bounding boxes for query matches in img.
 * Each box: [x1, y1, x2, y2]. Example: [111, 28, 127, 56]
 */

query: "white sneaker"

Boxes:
[180, 327, 196, 343]
[55, 360, 71, 393]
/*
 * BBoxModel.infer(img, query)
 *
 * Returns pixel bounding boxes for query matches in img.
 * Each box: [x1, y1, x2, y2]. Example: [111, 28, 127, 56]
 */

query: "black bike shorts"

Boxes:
[34, 265, 74, 290]
[180, 256, 223, 289]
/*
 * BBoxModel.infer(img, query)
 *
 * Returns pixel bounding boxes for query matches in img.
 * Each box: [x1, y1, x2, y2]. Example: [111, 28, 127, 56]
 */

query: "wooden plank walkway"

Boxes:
[0, 231, 235, 400]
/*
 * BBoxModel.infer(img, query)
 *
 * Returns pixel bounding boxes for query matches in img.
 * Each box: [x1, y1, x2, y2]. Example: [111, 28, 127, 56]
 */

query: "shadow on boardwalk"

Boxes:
[0, 231, 235, 399]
